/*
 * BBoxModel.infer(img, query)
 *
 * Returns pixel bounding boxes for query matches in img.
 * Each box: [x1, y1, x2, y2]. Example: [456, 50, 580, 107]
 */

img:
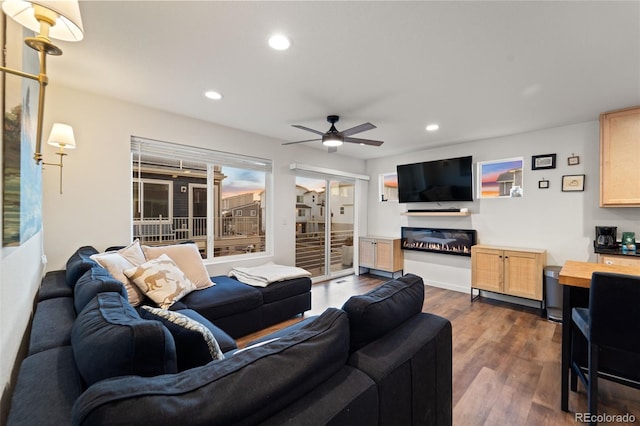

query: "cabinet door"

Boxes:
[503, 250, 543, 300]
[374, 239, 394, 271]
[600, 107, 640, 207]
[471, 247, 503, 293]
[359, 238, 375, 268]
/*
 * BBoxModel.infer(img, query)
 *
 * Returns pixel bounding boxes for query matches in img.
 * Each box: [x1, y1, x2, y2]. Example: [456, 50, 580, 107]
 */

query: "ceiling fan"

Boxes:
[283, 115, 384, 153]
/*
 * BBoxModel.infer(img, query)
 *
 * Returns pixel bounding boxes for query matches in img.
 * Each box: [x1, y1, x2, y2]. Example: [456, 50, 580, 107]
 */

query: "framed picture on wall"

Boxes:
[562, 174, 585, 192]
[532, 154, 556, 170]
[477, 157, 524, 198]
[379, 172, 398, 202]
[2, 21, 43, 248]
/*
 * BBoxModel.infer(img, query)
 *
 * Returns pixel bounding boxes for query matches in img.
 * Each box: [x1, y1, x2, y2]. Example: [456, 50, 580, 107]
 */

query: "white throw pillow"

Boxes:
[125, 254, 196, 309]
[142, 243, 214, 290]
[90, 240, 146, 305]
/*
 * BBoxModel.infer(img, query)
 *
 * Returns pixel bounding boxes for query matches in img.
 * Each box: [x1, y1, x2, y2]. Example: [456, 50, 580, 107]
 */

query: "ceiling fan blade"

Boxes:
[282, 138, 322, 145]
[343, 136, 384, 146]
[341, 122, 376, 137]
[328, 146, 338, 153]
[292, 125, 325, 136]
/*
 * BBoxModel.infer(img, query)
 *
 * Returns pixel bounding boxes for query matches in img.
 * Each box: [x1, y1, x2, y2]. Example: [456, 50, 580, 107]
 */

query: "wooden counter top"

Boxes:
[559, 260, 640, 288]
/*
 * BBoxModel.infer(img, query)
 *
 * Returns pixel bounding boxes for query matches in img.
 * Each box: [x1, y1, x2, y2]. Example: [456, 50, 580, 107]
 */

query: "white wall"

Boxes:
[41, 85, 367, 275]
[366, 121, 640, 293]
[1, 235, 43, 406]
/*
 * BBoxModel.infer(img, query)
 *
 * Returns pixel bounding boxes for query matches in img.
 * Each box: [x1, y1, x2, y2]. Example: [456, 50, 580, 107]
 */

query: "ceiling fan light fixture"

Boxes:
[322, 135, 343, 147]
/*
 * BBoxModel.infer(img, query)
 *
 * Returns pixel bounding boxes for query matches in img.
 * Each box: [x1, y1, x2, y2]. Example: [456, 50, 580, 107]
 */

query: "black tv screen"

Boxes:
[396, 156, 473, 203]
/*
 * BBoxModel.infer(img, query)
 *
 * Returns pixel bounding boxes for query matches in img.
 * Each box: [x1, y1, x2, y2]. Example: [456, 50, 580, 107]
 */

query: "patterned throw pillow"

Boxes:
[125, 254, 196, 309]
[140, 306, 224, 370]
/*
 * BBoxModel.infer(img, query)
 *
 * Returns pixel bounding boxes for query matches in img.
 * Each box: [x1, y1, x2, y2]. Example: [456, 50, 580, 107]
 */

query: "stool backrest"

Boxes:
[589, 272, 640, 354]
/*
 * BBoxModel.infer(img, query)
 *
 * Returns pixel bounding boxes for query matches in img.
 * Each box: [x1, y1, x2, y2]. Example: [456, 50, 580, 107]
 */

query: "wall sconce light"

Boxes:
[0, 0, 84, 164]
[43, 123, 75, 193]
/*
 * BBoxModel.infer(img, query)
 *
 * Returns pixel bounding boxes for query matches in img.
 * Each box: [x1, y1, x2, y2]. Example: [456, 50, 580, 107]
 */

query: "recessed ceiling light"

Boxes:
[426, 124, 439, 132]
[268, 34, 292, 51]
[205, 91, 223, 100]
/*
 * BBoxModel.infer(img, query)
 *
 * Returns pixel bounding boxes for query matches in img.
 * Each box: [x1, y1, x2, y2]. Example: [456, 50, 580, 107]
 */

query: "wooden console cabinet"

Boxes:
[600, 106, 640, 207]
[359, 236, 403, 275]
[471, 245, 546, 303]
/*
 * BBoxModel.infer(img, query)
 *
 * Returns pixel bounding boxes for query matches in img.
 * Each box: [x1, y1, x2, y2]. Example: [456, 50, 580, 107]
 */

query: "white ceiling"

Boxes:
[47, 1, 640, 160]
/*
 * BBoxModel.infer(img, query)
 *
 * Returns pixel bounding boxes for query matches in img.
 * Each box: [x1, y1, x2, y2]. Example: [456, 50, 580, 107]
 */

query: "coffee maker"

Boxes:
[595, 226, 617, 249]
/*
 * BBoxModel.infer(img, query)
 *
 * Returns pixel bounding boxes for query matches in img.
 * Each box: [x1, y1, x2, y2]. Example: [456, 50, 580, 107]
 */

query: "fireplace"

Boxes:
[401, 227, 477, 256]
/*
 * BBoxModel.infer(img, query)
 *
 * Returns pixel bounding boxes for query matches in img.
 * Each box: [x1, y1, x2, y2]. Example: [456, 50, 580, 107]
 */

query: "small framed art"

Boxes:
[562, 175, 585, 192]
[567, 155, 580, 166]
[538, 179, 549, 189]
[532, 154, 556, 170]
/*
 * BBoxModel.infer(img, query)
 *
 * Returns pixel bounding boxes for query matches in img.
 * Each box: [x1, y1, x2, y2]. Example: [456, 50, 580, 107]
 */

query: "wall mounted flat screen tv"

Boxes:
[396, 156, 473, 203]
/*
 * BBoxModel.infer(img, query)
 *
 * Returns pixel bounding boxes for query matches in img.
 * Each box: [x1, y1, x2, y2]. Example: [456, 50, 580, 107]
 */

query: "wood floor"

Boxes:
[237, 274, 640, 425]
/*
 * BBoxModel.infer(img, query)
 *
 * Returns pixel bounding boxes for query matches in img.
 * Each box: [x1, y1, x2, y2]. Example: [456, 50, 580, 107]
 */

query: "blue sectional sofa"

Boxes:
[7, 246, 453, 425]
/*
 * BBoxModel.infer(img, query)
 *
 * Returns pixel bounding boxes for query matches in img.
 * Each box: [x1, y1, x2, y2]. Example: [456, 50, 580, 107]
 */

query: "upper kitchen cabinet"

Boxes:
[600, 106, 640, 207]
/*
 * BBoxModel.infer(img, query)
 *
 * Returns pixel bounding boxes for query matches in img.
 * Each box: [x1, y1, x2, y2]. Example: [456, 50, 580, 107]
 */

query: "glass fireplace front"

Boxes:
[401, 227, 477, 256]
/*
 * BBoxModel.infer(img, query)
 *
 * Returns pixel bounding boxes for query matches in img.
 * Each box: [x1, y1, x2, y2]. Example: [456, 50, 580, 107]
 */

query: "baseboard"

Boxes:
[423, 280, 469, 294]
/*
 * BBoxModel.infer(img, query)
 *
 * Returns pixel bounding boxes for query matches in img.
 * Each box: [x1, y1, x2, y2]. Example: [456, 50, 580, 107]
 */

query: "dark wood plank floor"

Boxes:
[237, 274, 640, 425]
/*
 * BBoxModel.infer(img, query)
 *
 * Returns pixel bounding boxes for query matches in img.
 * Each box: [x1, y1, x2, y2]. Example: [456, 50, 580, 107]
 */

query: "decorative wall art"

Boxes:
[562, 174, 585, 192]
[567, 154, 580, 166]
[477, 157, 524, 198]
[532, 153, 556, 170]
[2, 18, 42, 248]
[538, 179, 549, 189]
[380, 172, 398, 202]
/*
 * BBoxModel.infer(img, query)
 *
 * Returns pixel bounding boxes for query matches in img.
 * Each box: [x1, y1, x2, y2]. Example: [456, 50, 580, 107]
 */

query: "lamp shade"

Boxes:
[2, 0, 84, 41]
[47, 123, 76, 149]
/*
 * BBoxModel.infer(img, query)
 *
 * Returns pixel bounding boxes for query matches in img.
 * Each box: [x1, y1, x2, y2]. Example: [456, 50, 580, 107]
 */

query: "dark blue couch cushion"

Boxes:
[74, 266, 128, 314]
[28, 297, 76, 355]
[7, 346, 83, 426]
[66, 246, 99, 288]
[258, 276, 311, 303]
[71, 292, 177, 386]
[177, 309, 237, 353]
[139, 307, 229, 371]
[175, 275, 262, 319]
[342, 273, 425, 352]
[72, 308, 350, 426]
[38, 270, 72, 301]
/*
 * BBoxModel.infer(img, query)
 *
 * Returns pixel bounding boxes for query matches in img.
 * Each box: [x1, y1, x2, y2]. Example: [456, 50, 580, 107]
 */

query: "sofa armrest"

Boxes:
[349, 313, 452, 426]
[72, 308, 350, 426]
[260, 366, 378, 426]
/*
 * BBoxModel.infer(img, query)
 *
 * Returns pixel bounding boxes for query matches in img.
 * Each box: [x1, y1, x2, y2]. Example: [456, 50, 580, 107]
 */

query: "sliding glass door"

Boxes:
[294, 176, 355, 279]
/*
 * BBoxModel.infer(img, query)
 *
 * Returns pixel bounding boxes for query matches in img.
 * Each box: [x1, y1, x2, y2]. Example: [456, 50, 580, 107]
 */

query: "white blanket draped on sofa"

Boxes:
[229, 262, 311, 287]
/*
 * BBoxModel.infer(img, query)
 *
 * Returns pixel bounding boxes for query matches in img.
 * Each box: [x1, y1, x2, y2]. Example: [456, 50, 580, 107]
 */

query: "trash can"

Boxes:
[544, 265, 563, 322]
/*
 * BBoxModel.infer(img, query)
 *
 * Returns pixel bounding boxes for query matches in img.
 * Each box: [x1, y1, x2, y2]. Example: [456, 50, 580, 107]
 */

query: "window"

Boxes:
[132, 137, 272, 260]
[133, 179, 172, 220]
[340, 206, 345, 215]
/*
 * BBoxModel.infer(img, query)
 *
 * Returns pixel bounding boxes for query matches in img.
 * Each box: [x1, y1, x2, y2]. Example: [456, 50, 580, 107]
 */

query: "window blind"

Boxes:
[131, 136, 272, 172]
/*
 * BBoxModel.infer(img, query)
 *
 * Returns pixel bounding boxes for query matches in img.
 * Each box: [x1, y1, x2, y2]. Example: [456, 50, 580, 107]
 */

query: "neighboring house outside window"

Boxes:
[131, 137, 271, 260]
